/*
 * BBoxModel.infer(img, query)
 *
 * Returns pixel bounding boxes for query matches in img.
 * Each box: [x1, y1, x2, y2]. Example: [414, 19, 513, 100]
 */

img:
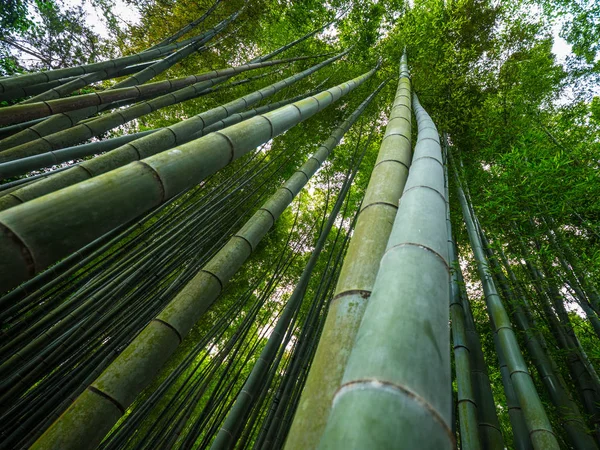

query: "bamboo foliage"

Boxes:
[319, 93, 452, 448]
[286, 51, 412, 449]
[0, 51, 348, 211]
[31, 77, 380, 450]
[145, 0, 222, 51]
[0, 64, 377, 293]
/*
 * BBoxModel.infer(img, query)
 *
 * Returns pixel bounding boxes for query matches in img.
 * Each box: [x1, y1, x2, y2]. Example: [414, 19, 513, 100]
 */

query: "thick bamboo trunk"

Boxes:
[319, 93, 452, 449]
[285, 52, 412, 449]
[210, 82, 385, 450]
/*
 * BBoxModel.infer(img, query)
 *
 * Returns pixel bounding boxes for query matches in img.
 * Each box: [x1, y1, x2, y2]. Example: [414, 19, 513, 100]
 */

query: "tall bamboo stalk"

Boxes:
[444, 158, 481, 450]
[319, 93, 452, 448]
[286, 51, 412, 450]
[0, 85, 321, 179]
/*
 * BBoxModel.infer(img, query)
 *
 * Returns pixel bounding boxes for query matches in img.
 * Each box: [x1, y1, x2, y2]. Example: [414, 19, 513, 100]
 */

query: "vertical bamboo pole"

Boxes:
[319, 93, 453, 449]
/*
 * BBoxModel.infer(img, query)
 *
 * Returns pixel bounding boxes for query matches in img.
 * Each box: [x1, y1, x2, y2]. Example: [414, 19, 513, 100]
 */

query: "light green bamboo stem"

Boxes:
[0, 51, 348, 211]
[0, 62, 155, 103]
[319, 93, 452, 449]
[451, 155, 560, 450]
[29, 72, 377, 450]
[444, 158, 481, 450]
[285, 52, 412, 450]
[0, 65, 376, 294]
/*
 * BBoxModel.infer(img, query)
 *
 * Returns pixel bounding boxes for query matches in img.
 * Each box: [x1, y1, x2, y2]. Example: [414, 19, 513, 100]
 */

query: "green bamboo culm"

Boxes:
[286, 51, 412, 449]
[452, 232, 506, 449]
[0, 51, 348, 211]
[210, 81, 386, 450]
[450, 153, 561, 449]
[0, 62, 154, 104]
[318, 93, 452, 449]
[30, 76, 379, 450]
[444, 155, 481, 450]
[0, 64, 377, 294]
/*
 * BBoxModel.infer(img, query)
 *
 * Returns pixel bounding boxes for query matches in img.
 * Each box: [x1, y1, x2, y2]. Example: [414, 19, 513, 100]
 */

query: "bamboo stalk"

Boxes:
[319, 93, 452, 449]
[444, 158, 481, 449]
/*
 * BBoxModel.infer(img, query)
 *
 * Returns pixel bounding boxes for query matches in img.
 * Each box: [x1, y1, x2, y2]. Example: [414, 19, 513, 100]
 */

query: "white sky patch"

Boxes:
[62, 0, 141, 39]
[551, 21, 572, 66]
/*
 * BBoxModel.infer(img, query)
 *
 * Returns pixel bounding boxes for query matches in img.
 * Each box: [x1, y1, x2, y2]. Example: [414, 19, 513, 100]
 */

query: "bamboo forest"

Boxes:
[0, 0, 599, 448]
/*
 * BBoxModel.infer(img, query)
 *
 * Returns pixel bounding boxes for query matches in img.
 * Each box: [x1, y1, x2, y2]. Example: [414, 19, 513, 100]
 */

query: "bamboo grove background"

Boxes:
[1, 0, 599, 448]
